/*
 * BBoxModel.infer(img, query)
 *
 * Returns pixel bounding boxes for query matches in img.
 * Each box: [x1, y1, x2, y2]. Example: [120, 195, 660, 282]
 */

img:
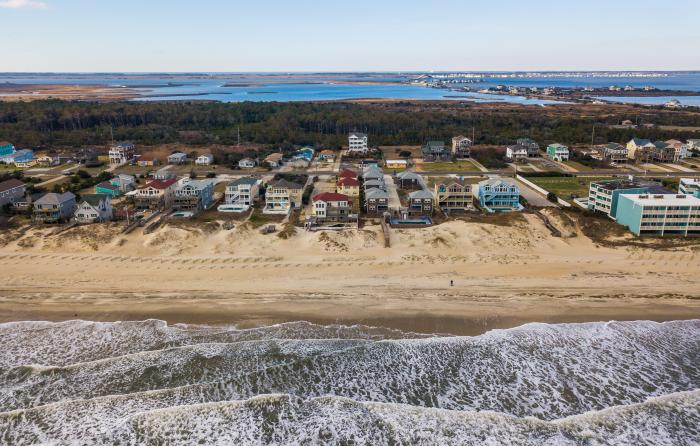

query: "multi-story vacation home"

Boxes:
[336, 176, 360, 196]
[406, 189, 434, 217]
[167, 152, 187, 164]
[395, 171, 422, 190]
[626, 138, 656, 162]
[546, 143, 570, 161]
[0, 179, 26, 207]
[32, 192, 76, 224]
[361, 166, 385, 183]
[172, 179, 214, 212]
[364, 188, 389, 215]
[679, 178, 700, 198]
[220, 177, 260, 212]
[451, 136, 472, 158]
[477, 178, 523, 213]
[132, 178, 178, 210]
[264, 179, 304, 214]
[433, 179, 475, 213]
[312, 192, 353, 223]
[651, 141, 676, 163]
[0, 141, 14, 157]
[109, 142, 136, 165]
[74, 194, 113, 224]
[602, 143, 628, 164]
[348, 132, 369, 154]
[506, 145, 528, 161]
[615, 193, 700, 237]
[421, 141, 450, 162]
[517, 138, 540, 157]
[665, 139, 686, 162]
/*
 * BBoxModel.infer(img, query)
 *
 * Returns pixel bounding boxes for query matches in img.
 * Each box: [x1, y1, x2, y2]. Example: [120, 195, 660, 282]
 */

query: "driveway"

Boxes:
[383, 174, 402, 211]
[515, 179, 558, 207]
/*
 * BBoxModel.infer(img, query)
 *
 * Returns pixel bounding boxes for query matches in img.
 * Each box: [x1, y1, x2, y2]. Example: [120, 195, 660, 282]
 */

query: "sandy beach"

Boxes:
[1, 212, 698, 335]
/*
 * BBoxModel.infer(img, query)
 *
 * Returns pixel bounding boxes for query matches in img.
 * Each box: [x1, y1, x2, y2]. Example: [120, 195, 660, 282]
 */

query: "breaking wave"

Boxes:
[0, 319, 698, 445]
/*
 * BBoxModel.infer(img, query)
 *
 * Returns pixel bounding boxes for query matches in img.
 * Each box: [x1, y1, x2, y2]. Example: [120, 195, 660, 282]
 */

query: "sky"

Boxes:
[1, 0, 699, 72]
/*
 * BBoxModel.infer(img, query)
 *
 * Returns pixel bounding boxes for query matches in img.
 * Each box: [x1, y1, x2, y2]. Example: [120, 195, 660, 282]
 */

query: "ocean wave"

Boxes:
[0, 319, 432, 369]
[2, 391, 698, 445]
[1, 320, 697, 422]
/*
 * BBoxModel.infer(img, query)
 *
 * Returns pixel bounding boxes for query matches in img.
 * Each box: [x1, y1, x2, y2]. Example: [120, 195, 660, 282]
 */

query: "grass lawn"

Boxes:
[528, 176, 615, 199]
[562, 160, 592, 171]
[418, 160, 481, 172]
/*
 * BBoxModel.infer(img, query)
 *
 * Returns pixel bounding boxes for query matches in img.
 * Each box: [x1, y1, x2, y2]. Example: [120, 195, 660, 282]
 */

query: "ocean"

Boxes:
[1, 72, 699, 105]
[1, 319, 698, 445]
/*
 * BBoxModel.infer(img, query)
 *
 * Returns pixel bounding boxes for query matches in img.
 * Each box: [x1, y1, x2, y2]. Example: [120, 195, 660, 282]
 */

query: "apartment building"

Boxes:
[616, 193, 700, 236]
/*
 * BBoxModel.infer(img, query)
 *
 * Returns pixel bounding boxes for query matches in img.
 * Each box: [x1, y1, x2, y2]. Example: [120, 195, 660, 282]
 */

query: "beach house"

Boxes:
[477, 178, 523, 212]
[626, 138, 655, 162]
[395, 171, 422, 190]
[406, 189, 434, 217]
[651, 141, 675, 163]
[312, 192, 353, 223]
[9, 149, 36, 168]
[95, 182, 122, 198]
[546, 143, 570, 161]
[264, 153, 284, 168]
[434, 179, 475, 213]
[74, 194, 113, 224]
[172, 179, 214, 212]
[517, 138, 540, 157]
[132, 178, 178, 210]
[336, 176, 360, 196]
[506, 145, 528, 161]
[338, 168, 358, 180]
[348, 132, 369, 154]
[264, 179, 304, 214]
[238, 158, 258, 169]
[665, 139, 686, 161]
[361, 166, 385, 182]
[0, 142, 14, 158]
[220, 177, 260, 212]
[0, 179, 26, 207]
[602, 143, 628, 164]
[32, 192, 76, 224]
[37, 154, 61, 167]
[109, 142, 136, 165]
[364, 187, 390, 215]
[137, 155, 159, 167]
[385, 159, 408, 170]
[451, 136, 472, 158]
[679, 178, 700, 198]
[167, 152, 187, 165]
[318, 150, 336, 162]
[615, 193, 700, 236]
[421, 141, 450, 162]
[195, 154, 214, 166]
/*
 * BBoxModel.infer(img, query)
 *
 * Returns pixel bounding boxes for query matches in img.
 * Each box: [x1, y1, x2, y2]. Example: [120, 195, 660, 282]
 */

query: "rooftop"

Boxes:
[81, 194, 108, 206]
[313, 192, 350, 203]
[35, 192, 75, 205]
[270, 179, 303, 189]
[228, 177, 259, 187]
[0, 178, 25, 193]
[145, 178, 178, 190]
[409, 189, 434, 200]
[620, 193, 700, 206]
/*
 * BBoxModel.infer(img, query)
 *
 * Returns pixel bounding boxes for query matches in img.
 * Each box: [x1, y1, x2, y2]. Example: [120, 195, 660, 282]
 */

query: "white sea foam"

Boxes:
[0, 319, 697, 445]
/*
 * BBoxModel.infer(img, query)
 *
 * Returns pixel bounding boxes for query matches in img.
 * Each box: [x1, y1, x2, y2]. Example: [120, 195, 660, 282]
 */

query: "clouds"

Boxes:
[0, 0, 48, 9]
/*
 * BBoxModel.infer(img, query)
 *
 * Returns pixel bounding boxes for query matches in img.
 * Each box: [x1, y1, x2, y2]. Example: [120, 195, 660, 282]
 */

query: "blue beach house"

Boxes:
[477, 178, 523, 212]
[0, 142, 15, 157]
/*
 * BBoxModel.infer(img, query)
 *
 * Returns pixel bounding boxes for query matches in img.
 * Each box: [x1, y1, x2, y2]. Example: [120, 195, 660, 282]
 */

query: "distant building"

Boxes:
[109, 142, 135, 165]
[0, 141, 15, 157]
[0, 179, 26, 206]
[516, 138, 540, 157]
[33, 192, 76, 224]
[421, 140, 450, 162]
[74, 194, 113, 224]
[477, 178, 523, 213]
[620, 120, 636, 128]
[154, 168, 176, 181]
[626, 138, 655, 163]
[167, 152, 187, 165]
[546, 143, 569, 162]
[506, 145, 528, 161]
[348, 132, 369, 154]
[318, 150, 336, 162]
[434, 179, 475, 213]
[385, 159, 408, 169]
[679, 178, 700, 198]
[664, 139, 685, 161]
[238, 158, 257, 169]
[95, 182, 122, 198]
[451, 136, 472, 158]
[264, 153, 284, 168]
[172, 179, 214, 212]
[37, 154, 61, 167]
[312, 192, 353, 223]
[602, 143, 628, 164]
[616, 193, 700, 236]
[336, 176, 360, 196]
[195, 154, 214, 166]
[137, 155, 159, 167]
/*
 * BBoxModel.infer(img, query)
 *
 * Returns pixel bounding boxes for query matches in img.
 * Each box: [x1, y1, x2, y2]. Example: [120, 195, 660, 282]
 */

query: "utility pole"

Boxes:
[237, 126, 241, 147]
[591, 124, 596, 147]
